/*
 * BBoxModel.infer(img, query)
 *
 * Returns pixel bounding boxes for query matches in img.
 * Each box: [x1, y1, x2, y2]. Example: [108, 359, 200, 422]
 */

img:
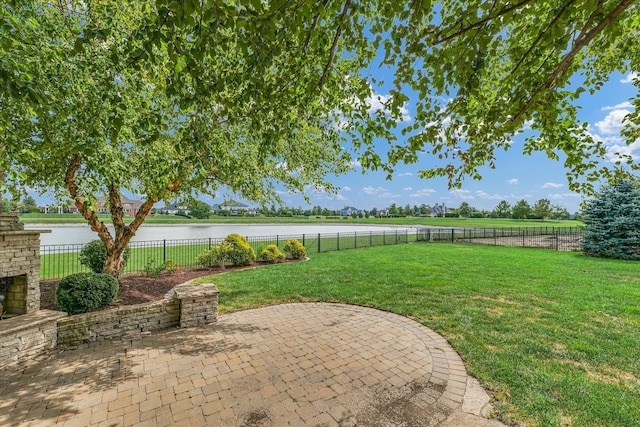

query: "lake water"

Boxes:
[26, 223, 414, 246]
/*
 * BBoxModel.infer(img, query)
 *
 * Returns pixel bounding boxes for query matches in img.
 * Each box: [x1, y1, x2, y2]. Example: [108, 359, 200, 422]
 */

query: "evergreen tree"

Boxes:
[492, 200, 512, 218]
[582, 180, 640, 260]
[512, 200, 532, 219]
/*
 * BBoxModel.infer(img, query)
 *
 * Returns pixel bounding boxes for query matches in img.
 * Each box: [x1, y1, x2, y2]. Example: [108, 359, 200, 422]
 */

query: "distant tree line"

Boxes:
[0, 195, 38, 213]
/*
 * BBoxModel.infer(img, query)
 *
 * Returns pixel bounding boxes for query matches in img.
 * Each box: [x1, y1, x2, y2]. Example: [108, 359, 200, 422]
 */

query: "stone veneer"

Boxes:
[0, 310, 67, 369]
[0, 212, 49, 315]
[57, 282, 219, 346]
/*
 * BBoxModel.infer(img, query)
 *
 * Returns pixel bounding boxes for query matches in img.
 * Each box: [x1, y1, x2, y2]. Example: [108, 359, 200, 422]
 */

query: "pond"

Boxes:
[26, 223, 412, 246]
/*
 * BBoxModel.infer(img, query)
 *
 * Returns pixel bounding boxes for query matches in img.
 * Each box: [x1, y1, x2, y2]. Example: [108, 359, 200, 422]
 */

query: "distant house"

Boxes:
[211, 200, 252, 216]
[158, 203, 190, 215]
[377, 209, 389, 217]
[340, 206, 361, 216]
[431, 203, 454, 217]
[95, 195, 147, 216]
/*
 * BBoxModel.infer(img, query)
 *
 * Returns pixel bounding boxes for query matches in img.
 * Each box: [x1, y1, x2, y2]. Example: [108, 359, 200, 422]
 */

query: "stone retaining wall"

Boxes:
[0, 310, 67, 369]
[57, 299, 181, 346]
[57, 282, 219, 346]
[0, 282, 219, 369]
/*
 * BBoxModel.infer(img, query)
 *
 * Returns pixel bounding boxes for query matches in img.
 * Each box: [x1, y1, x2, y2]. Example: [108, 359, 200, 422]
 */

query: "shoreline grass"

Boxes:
[194, 243, 640, 426]
[20, 212, 582, 228]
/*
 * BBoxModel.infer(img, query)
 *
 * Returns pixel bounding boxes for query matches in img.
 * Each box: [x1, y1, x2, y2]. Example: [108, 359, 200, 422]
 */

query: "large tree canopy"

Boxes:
[1, 0, 638, 274]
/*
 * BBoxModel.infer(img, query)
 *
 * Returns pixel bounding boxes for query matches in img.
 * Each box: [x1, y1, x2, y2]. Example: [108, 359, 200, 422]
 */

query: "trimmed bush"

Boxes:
[223, 234, 256, 266]
[196, 242, 233, 268]
[55, 272, 119, 314]
[283, 238, 306, 259]
[79, 240, 130, 273]
[259, 244, 286, 264]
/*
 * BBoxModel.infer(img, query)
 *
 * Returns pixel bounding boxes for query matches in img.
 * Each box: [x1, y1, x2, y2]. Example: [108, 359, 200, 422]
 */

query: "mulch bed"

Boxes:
[40, 260, 300, 311]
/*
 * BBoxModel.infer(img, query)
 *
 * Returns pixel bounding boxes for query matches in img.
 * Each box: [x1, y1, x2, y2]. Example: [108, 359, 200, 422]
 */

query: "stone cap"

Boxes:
[0, 229, 52, 235]
[0, 212, 51, 234]
[0, 309, 67, 335]
[174, 283, 219, 300]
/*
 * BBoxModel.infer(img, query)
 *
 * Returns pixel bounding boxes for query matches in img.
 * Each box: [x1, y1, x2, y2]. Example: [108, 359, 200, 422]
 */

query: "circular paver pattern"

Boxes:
[1, 303, 483, 426]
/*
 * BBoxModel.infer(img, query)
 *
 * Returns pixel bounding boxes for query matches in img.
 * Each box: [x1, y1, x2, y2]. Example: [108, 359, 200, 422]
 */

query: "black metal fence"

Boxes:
[39, 226, 584, 280]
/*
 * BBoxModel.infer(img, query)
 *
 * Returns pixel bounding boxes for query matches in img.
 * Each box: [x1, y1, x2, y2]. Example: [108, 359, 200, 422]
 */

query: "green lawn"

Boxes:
[20, 212, 582, 228]
[194, 244, 640, 427]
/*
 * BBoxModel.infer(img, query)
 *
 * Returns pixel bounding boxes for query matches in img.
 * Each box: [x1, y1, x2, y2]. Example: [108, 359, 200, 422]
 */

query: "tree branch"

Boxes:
[317, 0, 351, 90]
[64, 153, 114, 247]
[125, 177, 184, 241]
[512, 0, 635, 124]
[510, 0, 577, 76]
[428, 0, 535, 46]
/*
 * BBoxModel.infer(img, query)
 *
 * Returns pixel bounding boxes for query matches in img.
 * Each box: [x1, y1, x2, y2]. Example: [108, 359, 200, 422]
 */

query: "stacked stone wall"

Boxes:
[56, 283, 219, 346]
[0, 310, 67, 370]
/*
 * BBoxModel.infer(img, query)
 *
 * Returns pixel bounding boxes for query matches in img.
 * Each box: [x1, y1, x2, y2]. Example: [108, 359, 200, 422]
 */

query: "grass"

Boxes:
[194, 243, 640, 426]
[20, 212, 582, 228]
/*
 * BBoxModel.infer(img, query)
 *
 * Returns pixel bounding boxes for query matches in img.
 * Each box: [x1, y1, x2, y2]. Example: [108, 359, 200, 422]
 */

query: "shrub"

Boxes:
[196, 241, 233, 268]
[223, 234, 256, 266]
[79, 240, 130, 273]
[259, 244, 286, 264]
[55, 272, 119, 314]
[142, 258, 179, 277]
[283, 238, 306, 259]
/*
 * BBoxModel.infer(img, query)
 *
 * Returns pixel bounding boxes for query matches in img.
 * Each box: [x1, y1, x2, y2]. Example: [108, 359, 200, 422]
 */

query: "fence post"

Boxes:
[163, 240, 166, 263]
[383, 230, 386, 245]
[451, 228, 455, 242]
[354, 232, 357, 248]
[556, 231, 559, 251]
[522, 230, 525, 246]
[208, 237, 211, 248]
[302, 234, 305, 248]
[396, 229, 398, 244]
[276, 235, 279, 248]
[370, 231, 372, 247]
[337, 233, 340, 251]
[318, 233, 321, 253]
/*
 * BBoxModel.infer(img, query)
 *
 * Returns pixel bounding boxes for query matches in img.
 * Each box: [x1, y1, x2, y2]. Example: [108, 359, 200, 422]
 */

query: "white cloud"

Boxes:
[361, 186, 400, 198]
[349, 160, 362, 169]
[342, 186, 352, 192]
[602, 102, 633, 111]
[380, 192, 402, 199]
[334, 194, 347, 201]
[621, 72, 639, 84]
[542, 182, 563, 189]
[606, 139, 640, 161]
[595, 109, 631, 134]
[410, 188, 436, 198]
[403, 187, 413, 191]
[507, 178, 519, 185]
[367, 92, 412, 122]
[362, 186, 384, 195]
[449, 189, 474, 200]
[474, 190, 503, 200]
[397, 172, 413, 177]
[547, 193, 581, 200]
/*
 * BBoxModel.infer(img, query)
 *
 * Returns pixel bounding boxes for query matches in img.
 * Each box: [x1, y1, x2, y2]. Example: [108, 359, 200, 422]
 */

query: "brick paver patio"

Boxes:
[0, 303, 504, 426]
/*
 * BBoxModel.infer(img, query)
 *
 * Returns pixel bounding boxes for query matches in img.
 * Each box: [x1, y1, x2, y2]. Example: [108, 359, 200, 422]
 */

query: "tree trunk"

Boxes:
[103, 246, 126, 280]
[64, 153, 185, 279]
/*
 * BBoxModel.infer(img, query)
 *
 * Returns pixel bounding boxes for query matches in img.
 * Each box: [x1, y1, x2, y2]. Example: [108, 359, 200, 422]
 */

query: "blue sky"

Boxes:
[210, 71, 637, 214]
[25, 71, 637, 215]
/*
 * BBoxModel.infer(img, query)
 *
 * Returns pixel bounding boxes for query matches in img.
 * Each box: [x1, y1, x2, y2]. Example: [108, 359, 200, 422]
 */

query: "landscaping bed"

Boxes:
[39, 261, 299, 311]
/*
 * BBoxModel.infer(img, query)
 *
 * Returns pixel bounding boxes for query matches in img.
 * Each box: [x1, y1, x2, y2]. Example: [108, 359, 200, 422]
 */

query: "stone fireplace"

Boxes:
[0, 212, 50, 317]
